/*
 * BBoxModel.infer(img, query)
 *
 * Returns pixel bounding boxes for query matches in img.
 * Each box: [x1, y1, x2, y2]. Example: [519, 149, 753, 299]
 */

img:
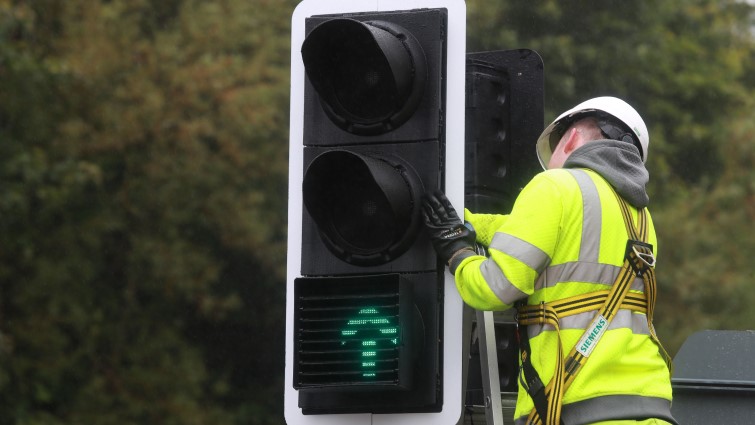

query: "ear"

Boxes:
[562, 127, 582, 155]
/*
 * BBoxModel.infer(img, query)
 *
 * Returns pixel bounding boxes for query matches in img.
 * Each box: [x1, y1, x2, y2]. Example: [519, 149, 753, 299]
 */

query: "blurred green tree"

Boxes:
[1, 0, 293, 423]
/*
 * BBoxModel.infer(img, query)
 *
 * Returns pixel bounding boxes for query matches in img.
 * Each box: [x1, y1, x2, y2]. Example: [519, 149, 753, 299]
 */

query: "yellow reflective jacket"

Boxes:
[457, 141, 674, 424]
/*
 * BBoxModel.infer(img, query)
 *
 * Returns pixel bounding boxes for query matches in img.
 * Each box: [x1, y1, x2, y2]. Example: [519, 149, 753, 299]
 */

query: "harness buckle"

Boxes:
[625, 239, 655, 275]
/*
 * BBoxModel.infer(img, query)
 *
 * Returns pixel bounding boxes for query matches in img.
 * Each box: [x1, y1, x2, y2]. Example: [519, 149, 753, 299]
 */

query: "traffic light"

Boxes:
[285, 1, 467, 424]
[465, 49, 544, 214]
[462, 50, 544, 424]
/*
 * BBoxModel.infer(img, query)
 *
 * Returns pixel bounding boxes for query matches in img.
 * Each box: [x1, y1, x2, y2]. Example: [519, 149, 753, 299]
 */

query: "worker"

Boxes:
[423, 97, 676, 425]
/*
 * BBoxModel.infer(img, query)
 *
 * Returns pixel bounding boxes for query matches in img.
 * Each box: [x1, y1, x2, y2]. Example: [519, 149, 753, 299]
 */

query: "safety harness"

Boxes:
[515, 188, 673, 425]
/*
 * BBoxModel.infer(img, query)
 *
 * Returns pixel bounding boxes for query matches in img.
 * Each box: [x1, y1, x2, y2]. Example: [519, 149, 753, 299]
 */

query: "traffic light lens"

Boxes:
[331, 39, 398, 121]
[341, 307, 400, 379]
[294, 274, 413, 389]
[330, 185, 394, 251]
[303, 150, 422, 266]
[302, 18, 427, 135]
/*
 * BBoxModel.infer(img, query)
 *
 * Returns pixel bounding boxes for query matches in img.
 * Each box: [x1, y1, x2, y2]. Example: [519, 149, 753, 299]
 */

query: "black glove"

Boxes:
[422, 191, 477, 274]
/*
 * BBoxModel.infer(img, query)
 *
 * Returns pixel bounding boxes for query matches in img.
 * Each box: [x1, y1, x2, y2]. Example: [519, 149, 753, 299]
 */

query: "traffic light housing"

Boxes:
[285, 1, 467, 424]
[297, 9, 443, 413]
[462, 50, 544, 424]
[465, 49, 544, 214]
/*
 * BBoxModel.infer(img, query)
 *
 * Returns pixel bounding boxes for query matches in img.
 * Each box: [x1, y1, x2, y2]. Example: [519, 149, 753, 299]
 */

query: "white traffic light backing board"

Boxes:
[286, 0, 466, 424]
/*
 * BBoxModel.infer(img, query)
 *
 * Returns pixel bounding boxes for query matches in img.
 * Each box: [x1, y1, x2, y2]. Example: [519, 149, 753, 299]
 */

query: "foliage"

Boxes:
[0, 0, 753, 423]
[653, 106, 755, 352]
[468, 0, 755, 355]
[1, 0, 294, 423]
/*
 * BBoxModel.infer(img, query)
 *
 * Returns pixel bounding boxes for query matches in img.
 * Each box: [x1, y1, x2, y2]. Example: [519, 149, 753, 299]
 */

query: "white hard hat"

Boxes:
[535, 96, 649, 169]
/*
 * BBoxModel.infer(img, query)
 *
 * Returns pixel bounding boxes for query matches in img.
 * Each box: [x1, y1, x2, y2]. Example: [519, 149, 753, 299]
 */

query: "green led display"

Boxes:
[340, 307, 399, 379]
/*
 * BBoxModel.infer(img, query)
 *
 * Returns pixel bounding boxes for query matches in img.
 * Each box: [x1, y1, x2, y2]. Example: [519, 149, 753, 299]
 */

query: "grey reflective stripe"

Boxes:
[568, 169, 602, 263]
[489, 233, 551, 273]
[526, 309, 650, 339]
[513, 394, 677, 425]
[535, 261, 645, 292]
[480, 258, 528, 305]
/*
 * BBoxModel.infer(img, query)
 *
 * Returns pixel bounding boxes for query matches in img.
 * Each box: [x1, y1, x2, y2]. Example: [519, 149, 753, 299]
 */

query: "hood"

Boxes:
[563, 139, 650, 208]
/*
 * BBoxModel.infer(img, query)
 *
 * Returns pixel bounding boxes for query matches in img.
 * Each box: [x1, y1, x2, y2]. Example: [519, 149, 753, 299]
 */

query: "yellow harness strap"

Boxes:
[516, 190, 672, 425]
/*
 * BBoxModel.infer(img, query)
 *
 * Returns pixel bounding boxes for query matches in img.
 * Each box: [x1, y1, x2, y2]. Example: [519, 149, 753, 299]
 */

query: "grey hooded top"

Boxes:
[563, 139, 650, 208]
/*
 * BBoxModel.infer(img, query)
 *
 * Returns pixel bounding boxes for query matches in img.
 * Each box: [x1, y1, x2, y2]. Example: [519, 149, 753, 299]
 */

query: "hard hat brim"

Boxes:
[536, 120, 560, 170]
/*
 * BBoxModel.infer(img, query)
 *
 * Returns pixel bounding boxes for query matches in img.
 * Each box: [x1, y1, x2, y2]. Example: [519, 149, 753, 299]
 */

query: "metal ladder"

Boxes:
[464, 309, 518, 425]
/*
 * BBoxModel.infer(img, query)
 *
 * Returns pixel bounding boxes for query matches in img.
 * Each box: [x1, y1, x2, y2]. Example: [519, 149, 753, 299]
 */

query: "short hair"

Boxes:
[550, 113, 641, 154]
[572, 116, 604, 141]
[549, 116, 602, 152]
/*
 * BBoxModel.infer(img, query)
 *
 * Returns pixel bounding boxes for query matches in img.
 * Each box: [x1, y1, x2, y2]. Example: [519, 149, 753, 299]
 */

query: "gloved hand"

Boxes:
[422, 191, 477, 274]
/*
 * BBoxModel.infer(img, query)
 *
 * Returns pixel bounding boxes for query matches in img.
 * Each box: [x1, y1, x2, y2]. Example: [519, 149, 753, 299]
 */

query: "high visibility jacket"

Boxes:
[457, 167, 674, 425]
